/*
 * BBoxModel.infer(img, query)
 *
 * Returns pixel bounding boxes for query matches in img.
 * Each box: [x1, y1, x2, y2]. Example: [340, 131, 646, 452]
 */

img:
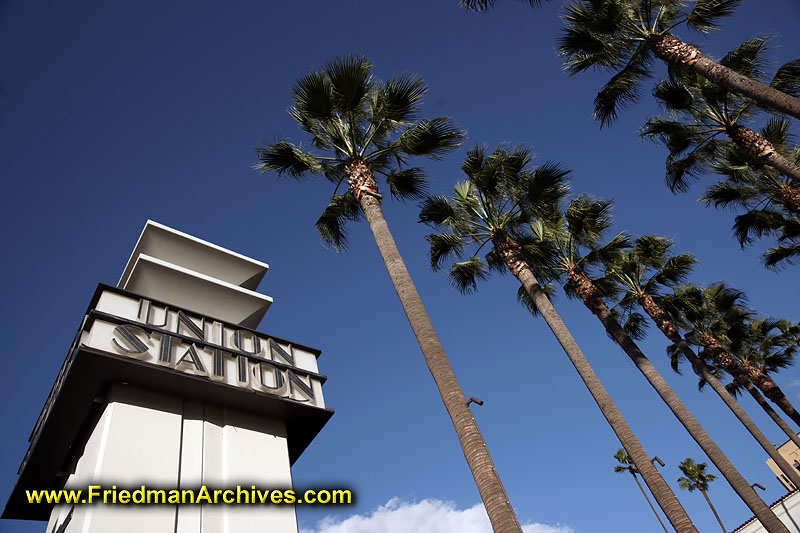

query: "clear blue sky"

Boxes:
[1, 1, 799, 532]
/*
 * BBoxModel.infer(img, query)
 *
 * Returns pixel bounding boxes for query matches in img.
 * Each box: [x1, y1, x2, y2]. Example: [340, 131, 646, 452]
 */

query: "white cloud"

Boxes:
[300, 498, 574, 533]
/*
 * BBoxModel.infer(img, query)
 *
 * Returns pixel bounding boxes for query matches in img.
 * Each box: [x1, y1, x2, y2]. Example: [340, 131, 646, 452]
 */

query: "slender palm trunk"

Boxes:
[631, 473, 670, 533]
[347, 160, 522, 533]
[743, 379, 800, 450]
[724, 124, 800, 200]
[567, 266, 789, 533]
[701, 333, 800, 428]
[638, 294, 800, 490]
[700, 487, 727, 533]
[646, 33, 800, 119]
[491, 231, 697, 532]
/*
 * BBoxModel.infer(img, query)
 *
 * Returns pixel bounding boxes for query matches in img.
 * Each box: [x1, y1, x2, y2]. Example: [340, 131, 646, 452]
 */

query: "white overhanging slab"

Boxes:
[119, 220, 269, 290]
[122, 254, 273, 328]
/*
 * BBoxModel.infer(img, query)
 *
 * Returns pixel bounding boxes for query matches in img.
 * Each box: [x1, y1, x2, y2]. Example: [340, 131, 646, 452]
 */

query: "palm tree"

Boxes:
[663, 284, 800, 430]
[254, 55, 523, 533]
[642, 38, 800, 192]
[420, 145, 698, 532]
[558, 0, 800, 125]
[614, 448, 670, 533]
[531, 198, 788, 533]
[678, 458, 727, 533]
[602, 236, 800, 490]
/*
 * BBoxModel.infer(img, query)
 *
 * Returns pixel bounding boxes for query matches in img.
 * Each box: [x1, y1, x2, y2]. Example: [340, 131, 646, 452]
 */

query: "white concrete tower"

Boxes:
[3, 221, 333, 533]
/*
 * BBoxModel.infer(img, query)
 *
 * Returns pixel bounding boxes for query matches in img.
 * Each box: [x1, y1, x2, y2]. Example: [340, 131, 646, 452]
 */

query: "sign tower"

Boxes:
[3, 221, 333, 533]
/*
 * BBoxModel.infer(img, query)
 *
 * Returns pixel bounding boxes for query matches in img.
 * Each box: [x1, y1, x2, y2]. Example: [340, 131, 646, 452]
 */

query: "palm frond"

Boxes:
[394, 117, 466, 158]
[485, 249, 508, 274]
[770, 59, 800, 97]
[657, 253, 698, 286]
[291, 71, 334, 120]
[419, 195, 457, 226]
[385, 167, 428, 201]
[763, 242, 800, 270]
[565, 195, 615, 247]
[427, 233, 466, 271]
[449, 257, 490, 294]
[522, 161, 572, 220]
[760, 116, 793, 148]
[622, 311, 649, 340]
[373, 74, 428, 125]
[732, 209, 787, 246]
[315, 193, 362, 251]
[719, 37, 768, 80]
[641, 119, 703, 156]
[593, 45, 653, 128]
[254, 141, 324, 179]
[665, 141, 717, 193]
[459, 0, 544, 12]
[686, 0, 742, 33]
[461, 145, 488, 179]
[702, 181, 758, 209]
[325, 54, 372, 114]
[652, 79, 695, 111]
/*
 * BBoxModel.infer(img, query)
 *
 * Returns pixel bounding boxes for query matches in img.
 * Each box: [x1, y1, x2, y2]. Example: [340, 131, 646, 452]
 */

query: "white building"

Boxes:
[732, 491, 800, 533]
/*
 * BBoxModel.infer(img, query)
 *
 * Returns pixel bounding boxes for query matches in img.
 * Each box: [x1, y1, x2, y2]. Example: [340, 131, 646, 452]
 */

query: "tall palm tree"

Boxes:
[531, 198, 788, 533]
[602, 235, 800, 490]
[642, 38, 800, 191]
[678, 458, 727, 533]
[254, 55, 523, 533]
[614, 448, 670, 533]
[558, 0, 800, 125]
[420, 145, 698, 532]
[663, 284, 800, 430]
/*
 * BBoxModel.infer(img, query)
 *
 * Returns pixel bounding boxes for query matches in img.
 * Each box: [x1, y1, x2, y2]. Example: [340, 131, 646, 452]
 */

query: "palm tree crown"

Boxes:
[603, 235, 696, 312]
[255, 53, 464, 249]
[678, 458, 717, 492]
[420, 144, 569, 296]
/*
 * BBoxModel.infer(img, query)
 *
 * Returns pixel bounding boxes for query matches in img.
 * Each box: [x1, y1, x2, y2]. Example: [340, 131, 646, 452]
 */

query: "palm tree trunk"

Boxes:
[646, 33, 800, 119]
[567, 266, 789, 533]
[491, 230, 697, 533]
[743, 379, 800, 450]
[631, 472, 670, 533]
[700, 487, 727, 533]
[348, 160, 522, 533]
[638, 294, 800, 490]
[700, 333, 800, 428]
[725, 124, 800, 204]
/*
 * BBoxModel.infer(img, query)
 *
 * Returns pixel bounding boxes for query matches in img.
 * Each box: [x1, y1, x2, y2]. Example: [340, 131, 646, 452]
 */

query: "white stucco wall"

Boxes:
[735, 491, 800, 533]
[47, 384, 297, 533]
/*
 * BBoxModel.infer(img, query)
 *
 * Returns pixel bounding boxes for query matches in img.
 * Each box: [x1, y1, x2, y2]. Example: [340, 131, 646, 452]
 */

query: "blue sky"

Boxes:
[1, 1, 799, 532]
